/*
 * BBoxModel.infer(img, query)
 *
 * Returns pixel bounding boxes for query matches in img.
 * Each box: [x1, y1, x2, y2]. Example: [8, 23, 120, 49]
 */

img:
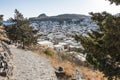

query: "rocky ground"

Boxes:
[0, 41, 13, 80]
[10, 48, 57, 80]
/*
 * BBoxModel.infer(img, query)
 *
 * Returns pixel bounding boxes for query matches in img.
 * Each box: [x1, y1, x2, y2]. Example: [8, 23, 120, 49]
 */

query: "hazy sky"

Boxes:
[0, 0, 120, 20]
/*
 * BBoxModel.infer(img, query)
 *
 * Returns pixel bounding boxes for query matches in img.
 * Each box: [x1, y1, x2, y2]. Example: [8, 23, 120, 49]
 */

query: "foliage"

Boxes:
[0, 15, 3, 25]
[107, 0, 120, 5]
[44, 48, 55, 56]
[5, 9, 38, 48]
[78, 12, 120, 80]
[76, 1, 120, 79]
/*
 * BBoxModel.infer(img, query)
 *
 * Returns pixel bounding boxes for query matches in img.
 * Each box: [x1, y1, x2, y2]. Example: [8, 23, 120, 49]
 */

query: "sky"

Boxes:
[0, 0, 120, 20]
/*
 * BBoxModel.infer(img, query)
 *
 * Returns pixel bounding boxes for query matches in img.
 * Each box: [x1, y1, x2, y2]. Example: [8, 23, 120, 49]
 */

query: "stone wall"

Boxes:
[0, 41, 13, 80]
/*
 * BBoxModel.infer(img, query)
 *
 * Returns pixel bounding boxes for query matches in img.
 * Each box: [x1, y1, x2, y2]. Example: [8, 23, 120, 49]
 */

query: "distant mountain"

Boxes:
[29, 14, 90, 22]
[51, 14, 89, 19]
[37, 13, 48, 19]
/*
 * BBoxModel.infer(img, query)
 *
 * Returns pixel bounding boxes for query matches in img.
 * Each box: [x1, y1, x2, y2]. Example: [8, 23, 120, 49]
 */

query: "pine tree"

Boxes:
[6, 9, 38, 48]
[76, 1, 120, 80]
[79, 12, 120, 80]
[108, 0, 120, 5]
[14, 9, 24, 20]
[78, 12, 120, 80]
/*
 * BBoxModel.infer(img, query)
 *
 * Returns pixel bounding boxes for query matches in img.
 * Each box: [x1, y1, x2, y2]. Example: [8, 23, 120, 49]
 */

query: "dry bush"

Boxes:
[59, 61, 77, 77]
[80, 66, 107, 80]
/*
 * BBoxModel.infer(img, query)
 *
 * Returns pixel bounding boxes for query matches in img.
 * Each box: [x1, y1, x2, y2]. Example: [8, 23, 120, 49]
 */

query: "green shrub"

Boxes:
[44, 48, 55, 56]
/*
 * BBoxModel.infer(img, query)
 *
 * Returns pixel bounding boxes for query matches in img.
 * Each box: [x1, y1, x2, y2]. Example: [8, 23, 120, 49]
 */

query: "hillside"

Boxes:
[30, 44, 107, 80]
[29, 13, 90, 22]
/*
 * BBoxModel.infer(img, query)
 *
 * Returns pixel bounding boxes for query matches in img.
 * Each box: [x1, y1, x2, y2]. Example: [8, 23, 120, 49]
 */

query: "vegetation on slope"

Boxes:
[75, 0, 120, 79]
[29, 44, 107, 80]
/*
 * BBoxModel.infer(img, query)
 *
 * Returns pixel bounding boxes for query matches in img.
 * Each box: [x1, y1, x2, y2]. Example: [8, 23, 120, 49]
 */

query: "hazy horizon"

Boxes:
[0, 0, 120, 20]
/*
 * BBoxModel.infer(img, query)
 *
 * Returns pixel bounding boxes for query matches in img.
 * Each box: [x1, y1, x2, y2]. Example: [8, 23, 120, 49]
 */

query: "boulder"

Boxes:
[55, 66, 65, 77]
[72, 69, 86, 80]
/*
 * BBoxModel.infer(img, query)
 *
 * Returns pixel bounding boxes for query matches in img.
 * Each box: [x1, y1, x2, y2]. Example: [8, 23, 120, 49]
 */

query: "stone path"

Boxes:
[10, 48, 57, 80]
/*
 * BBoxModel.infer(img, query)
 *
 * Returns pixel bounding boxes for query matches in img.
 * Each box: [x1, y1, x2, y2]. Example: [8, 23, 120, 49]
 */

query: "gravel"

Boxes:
[10, 48, 57, 80]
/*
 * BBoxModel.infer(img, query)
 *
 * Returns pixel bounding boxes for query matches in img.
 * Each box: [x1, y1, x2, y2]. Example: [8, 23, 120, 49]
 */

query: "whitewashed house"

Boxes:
[58, 42, 68, 50]
[54, 44, 64, 52]
[38, 41, 54, 48]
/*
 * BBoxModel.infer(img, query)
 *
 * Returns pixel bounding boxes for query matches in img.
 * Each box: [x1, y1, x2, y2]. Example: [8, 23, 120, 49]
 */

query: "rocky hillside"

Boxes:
[0, 41, 13, 80]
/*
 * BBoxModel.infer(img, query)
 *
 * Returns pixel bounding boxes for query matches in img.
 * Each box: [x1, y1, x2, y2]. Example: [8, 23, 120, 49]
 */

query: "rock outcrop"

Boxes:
[72, 69, 86, 80]
[55, 66, 86, 80]
[0, 41, 13, 80]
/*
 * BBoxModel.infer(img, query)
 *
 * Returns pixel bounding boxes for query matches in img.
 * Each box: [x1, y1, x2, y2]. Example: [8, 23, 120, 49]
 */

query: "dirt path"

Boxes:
[10, 48, 57, 80]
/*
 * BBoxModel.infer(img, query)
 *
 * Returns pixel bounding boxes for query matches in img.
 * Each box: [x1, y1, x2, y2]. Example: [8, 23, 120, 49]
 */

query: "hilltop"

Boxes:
[29, 13, 89, 22]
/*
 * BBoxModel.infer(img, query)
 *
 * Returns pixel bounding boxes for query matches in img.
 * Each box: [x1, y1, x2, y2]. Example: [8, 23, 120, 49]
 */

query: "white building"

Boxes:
[54, 44, 64, 52]
[38, 41, 54, 48]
